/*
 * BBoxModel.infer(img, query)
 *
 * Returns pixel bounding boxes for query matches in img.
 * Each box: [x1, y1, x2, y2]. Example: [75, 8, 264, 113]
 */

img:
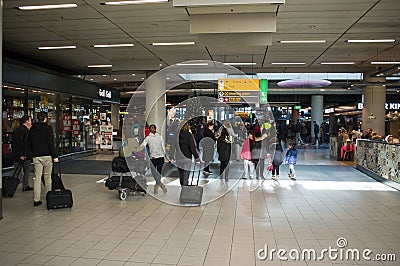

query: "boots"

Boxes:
[154, 185, 159, 194]
[160, 183, 167, 193]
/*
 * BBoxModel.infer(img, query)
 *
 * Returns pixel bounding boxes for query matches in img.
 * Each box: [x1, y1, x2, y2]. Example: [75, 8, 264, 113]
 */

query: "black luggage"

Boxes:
[105, 172, 147, 192]
[111, 156, 129, 173]
[2, 162, 22, 197]
[179, 162, 203, 205]
[46, 163, 73, 210]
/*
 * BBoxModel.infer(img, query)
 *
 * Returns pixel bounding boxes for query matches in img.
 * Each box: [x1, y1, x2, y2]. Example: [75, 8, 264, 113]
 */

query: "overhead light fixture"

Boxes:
[177, 63, 208, 66]
[279, 40, 326, 43]
[113, 78, 117, 81]
[88, 65, 112, 68]
[271, 62, 306, 65]
[93, 44, 134, 48]
[321, 62, 355, 65]
[102, 74, 107, 77]
[38, 45, 76, 50]
[368, 114, 376, 119]
[131, 74, 136, 76]
[103, 0, 168, 5]
[347, 39, 395, 43]
[18, 4, 78, 10]
[151, 42, 195, 46]
[371, 61, 400, 65]
[224, 63, 256, 66]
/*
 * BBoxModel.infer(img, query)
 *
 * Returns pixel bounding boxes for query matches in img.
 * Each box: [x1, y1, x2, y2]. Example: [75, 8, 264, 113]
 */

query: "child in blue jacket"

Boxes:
[285, 143, 298, 180]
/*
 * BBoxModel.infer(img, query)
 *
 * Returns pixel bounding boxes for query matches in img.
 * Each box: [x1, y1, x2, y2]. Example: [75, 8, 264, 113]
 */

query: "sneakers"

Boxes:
[203, 171, 212, 175]
[291, 176, 296, 180]
[271, 175, 277, 181]
[33, 201, 42, 207]
[242, 175, 248, 179]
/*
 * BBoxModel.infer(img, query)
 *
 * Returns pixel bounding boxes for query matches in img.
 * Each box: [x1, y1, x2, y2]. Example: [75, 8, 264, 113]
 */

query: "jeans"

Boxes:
[33, 156, 53, 202]
[296, 133, 303, 145]
[254, 159, 265, 179]
[150, 157, 164, 186]
[14, 159, 32, 189]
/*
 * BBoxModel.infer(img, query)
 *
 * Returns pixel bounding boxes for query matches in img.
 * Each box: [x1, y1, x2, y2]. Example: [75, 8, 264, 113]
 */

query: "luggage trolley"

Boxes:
[105, 157, 148, 200]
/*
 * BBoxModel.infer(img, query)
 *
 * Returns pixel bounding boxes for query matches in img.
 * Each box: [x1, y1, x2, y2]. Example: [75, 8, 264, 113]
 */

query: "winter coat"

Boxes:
[12, 125, 30, 161]
[240, 138, 252, 160]
[201, 128, 215, 162]
[285, 148, 298, 165]
[177, 130, 199, 161]
[271, 142, 283, 165]
[217, 136, 232, 162]
[27, 122, 57, 158]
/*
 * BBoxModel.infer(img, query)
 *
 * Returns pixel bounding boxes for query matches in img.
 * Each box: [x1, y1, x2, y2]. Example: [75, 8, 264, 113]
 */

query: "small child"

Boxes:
[285, 143, 298, 180]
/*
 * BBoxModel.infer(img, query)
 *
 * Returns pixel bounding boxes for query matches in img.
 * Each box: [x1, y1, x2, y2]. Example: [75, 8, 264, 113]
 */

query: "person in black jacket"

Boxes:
[217, 127, 232, 181]
[27, 112, 59, 207]
[176, 122, 200, 186]
[12, 115, 33, 191]
[201, 121, 216, 175]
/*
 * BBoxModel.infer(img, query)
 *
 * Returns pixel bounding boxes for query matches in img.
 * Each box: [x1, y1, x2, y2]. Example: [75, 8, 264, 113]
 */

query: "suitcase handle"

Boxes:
[12, 160, 24, 179]
[190, 161, 201, 186]
[52, 162, 62, 178]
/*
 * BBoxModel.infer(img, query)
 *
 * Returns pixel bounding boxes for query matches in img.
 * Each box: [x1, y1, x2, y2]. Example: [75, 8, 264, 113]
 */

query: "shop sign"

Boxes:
[260, 79, 268, 104]
[357, 102, 400, 110]
[324, 108, 335, 114]
[100, 125, 113, 149]
[72, 120, 80, 136]
[62, 114, 71, 132]
[98, 88, 112, 99]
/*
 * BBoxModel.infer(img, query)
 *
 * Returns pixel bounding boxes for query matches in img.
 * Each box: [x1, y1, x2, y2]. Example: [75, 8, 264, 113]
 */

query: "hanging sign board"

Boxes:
[62, 114, 71, 132]
[260, 79, 268, 104]
[218, 78, 260, 104]
[100, 125, 113, 149]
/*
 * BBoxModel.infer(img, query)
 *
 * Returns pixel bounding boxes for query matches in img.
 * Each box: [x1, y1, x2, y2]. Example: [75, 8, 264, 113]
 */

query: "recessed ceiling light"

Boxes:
[90, 78, 94, 81]
[279, 40, 326, 43]
[18, 4, 78, 10]
[93, 44, 134, 48]
[166, 77, 170, 80]
[131, 74, 136, 76]
[151, 42, 195, 46]
[141, 77, 145, 80]
[177, 63, 208, 66]
[320, 62, 355, 65]
[224, 63, 256, 66]
[88, 65, 112, 68]
[113, 78, 117, 81]
[371, 61, 400, 65]
[271, 62, 306, 65]
[103, 0, 168, 5]
[102, 74, 107, 77]
[38, 45, 76, 50]
[346, 39, 395, 43]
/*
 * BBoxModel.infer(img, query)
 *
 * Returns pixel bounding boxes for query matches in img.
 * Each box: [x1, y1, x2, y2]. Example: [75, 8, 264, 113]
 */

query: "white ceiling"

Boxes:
[3, 0, 400, 86]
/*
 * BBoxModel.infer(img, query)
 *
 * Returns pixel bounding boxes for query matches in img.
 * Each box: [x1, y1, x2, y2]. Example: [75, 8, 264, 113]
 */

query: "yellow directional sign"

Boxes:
[218, 79, 260, 91]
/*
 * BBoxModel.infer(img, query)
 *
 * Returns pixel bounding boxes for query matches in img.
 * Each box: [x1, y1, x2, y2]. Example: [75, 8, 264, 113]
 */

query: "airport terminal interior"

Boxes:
[1, 0, 400, 265]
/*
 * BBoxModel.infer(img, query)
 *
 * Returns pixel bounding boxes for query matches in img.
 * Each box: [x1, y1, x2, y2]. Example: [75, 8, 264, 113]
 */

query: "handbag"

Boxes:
[267, 164, 274, 171]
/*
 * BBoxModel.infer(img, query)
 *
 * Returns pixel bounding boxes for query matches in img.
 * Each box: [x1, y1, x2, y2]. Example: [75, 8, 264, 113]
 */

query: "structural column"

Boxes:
[1, 0, 4, 220]
[311, 95, 323, 143]
[362, 74, 386, 136]
[146, 73, 166, 138]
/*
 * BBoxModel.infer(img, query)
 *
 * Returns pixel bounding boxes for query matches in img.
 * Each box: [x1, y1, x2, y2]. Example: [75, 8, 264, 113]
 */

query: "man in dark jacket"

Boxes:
[27, 112, 59, 207]
[176, 122, 200, 186]
[201, 121, 216, 175]
[12, 115, 33, 191]
[312, 121, 321, 145]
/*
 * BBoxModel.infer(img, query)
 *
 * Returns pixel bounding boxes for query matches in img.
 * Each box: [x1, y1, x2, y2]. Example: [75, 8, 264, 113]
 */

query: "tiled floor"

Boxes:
[1, 145, 399, 265]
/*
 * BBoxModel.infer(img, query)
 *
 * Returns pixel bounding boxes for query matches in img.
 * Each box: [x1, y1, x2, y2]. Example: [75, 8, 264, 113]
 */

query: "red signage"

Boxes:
[62, 115, 71, 132]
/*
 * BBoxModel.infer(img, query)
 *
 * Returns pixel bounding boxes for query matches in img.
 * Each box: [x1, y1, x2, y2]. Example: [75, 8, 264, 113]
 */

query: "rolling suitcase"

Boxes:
[179, 162, 203, 205]
[2, 162, 23, 197]
[46, 163, 73, 210]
